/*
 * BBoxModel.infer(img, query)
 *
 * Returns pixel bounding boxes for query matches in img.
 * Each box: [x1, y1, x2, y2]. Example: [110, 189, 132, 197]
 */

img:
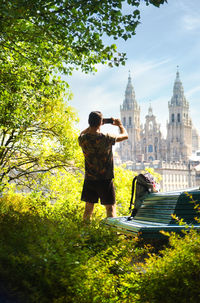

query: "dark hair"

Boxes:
[88, 111, 103, 127]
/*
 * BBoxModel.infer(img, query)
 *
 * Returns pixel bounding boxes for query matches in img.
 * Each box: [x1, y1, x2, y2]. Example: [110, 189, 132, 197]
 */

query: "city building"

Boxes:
[119, 73, 141, 162]
[117, 70, 200, 191]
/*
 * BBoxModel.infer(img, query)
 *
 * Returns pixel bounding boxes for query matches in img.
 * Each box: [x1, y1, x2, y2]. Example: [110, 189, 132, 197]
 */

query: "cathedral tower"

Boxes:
[166, 69, 192, 161]
[140, 105, 167, 162]
[119, 72, 140, 162]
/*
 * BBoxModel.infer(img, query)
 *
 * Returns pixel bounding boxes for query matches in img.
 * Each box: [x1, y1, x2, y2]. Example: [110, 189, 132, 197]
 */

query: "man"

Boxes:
[78, 111, 128, 221]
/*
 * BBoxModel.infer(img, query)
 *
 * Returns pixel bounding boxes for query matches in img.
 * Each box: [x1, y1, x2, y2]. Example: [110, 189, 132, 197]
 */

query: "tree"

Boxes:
[0, 0, 167, 74]
[0, 0, 168, 187]
[0, 49, 81, 187]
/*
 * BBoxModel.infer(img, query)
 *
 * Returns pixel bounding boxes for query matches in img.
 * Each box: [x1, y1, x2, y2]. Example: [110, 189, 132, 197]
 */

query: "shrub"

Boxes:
[0, 167, 199, 303]
[117, 230, 200, 303]
[0, 183, 133, 303]
[114, 165, 134, 216]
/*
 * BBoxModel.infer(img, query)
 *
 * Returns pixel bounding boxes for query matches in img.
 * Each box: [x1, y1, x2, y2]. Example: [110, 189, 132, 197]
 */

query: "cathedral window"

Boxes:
[143, 138, 146, 144]
[149, 121, 153, 130]
[177, 113, 180, 122]
[175, 95, 178, 105]
[148, 145, 153, 152]
[129, 117, 132, 126]
[171, 114, 175, 122]
[123, 117, 126, 126]
[173, 148, 177, 156]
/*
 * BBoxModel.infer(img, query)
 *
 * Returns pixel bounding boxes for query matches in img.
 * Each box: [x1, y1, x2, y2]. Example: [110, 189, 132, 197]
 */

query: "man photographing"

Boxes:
[78, 111, 128, 221]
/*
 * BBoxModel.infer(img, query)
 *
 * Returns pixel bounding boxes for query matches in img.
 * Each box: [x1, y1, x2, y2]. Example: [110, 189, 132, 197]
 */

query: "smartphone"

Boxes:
[103, 118, 113, 124]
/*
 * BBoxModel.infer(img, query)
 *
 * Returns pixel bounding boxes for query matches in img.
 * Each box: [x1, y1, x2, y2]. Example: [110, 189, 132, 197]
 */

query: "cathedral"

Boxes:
[117, 70, 200, 191]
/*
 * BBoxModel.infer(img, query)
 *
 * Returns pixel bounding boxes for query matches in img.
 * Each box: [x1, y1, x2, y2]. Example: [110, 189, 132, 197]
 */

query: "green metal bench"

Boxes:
[103, 188, 200, 239]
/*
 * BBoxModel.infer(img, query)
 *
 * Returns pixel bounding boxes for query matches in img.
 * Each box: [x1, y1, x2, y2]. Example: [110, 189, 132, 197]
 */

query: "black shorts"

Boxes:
[81, 179, 116, 205]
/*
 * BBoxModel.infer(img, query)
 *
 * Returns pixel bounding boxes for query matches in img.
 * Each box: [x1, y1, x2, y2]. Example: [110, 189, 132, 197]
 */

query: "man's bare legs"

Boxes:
[83, 202, 116, 221]
[83, 202, 95, 221]
[105, 204, 116, 218]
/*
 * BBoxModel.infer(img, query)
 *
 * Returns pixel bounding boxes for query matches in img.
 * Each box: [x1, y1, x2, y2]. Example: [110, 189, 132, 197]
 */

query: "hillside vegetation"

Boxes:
[0, 167, 200, 303]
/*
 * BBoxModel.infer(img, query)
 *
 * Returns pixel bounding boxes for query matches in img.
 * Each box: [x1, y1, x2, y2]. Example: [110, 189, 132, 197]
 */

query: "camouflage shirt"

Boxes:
[78, 133, 116, 180]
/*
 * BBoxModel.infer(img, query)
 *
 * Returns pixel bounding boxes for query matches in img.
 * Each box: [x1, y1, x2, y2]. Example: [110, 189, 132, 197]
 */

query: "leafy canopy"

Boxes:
[0, 48, 81, 186]
[0, 0, 167, 73]
[0, 0, 167, 186]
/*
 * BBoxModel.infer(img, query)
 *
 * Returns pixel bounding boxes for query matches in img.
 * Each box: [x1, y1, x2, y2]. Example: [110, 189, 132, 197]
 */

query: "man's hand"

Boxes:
[112, 118, 128, 142]
[112, 118, 123, 126]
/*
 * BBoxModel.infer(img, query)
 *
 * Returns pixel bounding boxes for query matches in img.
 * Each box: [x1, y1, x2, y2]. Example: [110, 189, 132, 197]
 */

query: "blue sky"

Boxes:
[64, 0, 200, 137]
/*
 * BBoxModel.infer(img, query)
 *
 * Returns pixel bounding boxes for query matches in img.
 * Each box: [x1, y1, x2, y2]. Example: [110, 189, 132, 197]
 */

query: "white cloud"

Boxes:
[186, 85, 200, 98]
[127, 59, 174, 102]
[130, 58, 172, 77]
[182, 15, 200, 31]
[177, 0, 200, 32]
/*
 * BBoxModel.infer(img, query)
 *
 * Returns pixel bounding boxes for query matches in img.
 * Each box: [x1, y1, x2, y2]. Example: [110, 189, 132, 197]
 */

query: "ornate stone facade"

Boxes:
[118, 70, 199, 164]
[117, 70, 200, 191]
[166, 71, 192, 162]
[119, 73, 141, 162]
[140, 105, 167, 162]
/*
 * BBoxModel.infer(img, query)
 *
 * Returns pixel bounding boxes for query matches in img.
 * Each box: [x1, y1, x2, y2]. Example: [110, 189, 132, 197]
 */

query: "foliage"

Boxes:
[0, 176, 135, 303]
[117, 231, 200, 303]
[1, 166, 200, 303]
[0, 47, 83, 186]
[0, 0, 168, 186]
[114, 165, 135, 216]
[0, 0, 167, 74]
[2, 187, 200, 303]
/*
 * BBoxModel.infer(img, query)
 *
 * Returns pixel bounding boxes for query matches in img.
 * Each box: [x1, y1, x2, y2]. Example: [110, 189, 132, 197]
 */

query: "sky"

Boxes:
[63, 0, 200, 138]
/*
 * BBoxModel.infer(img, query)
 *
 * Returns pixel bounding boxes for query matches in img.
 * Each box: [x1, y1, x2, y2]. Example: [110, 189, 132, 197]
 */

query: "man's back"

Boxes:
[78, 132, 116, 180]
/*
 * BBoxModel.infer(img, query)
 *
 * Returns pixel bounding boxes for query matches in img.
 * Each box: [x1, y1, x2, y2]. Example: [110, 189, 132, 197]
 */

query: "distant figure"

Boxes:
[78, 111, 128, 221]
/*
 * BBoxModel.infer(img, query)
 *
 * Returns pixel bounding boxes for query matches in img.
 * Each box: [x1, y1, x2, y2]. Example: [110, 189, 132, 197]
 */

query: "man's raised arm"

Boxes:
[113, 118, 128, 142]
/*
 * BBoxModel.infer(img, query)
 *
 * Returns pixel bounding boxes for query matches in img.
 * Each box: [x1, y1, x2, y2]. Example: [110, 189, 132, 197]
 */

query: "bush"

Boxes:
[0, 167, 200, 303]
[114, 166, 134, 216]
[0, 177, 135, 303]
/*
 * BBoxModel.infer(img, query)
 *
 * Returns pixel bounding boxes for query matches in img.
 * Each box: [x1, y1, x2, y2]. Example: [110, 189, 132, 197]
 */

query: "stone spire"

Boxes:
[148, 103, 153, 116]
[119, 70, 141, 162]
[167, 67, 192, 161]
[170, 67, 187, 106]
[123, 71, 137, 110]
